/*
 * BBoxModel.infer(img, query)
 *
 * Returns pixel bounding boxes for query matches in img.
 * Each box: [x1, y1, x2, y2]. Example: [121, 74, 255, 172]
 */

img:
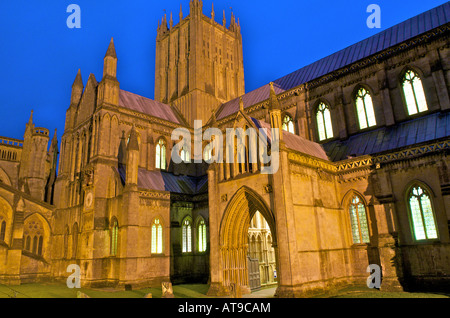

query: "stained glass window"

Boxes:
[151, 218, 163, 254]
[156, 139, 166, 170]
[402, 70, 428, 115]
[110, 219, 118, 256]
[316, 102, 333, 141]
[182, 218, 192, 253]
[355, 87, 376, 129]
[282, 115, 295, 133]
[198, 219, 207, 252]
[349, 195, 370, 244]
[408, 185, 438, 240]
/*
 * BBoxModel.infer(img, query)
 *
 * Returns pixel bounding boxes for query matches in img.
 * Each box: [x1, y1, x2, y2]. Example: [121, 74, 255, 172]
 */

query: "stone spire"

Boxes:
[268, 82, 283, 141]
[27, 110, 34, 127]
[222, 10, 226, 27]
[72, 69, 83, 87]
[269, 82, 281, 110]
[239, 96, 244, 112]
[211, 3, 215, 21]
[126, 125, 140, 186]
[169, 12, 173, 28]
[127, 125, 140, 151]
[105, 37, 117, 59]
[51, 128, 58, 146]
[179, 3, 183, 22]
[70, 69, 84, 107]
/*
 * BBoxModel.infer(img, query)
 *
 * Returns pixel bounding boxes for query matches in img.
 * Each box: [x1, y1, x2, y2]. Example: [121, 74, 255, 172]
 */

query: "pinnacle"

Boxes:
[269, 82, 281, 110]
[28, 110, 34, 125]
[105, 37, 117, 59]
[127, 125, 140, 151]
[72, 69, 83, 87]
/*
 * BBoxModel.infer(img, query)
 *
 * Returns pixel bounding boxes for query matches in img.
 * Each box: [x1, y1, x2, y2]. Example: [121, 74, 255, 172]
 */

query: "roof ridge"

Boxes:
[215, 2, 449, 122]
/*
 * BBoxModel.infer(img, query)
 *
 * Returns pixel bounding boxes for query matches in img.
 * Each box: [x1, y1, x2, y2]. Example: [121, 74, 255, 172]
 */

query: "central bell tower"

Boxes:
[155, 0, 245, 126]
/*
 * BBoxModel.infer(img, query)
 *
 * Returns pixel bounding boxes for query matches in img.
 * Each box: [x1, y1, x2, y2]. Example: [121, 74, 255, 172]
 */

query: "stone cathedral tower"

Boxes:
[155, 0, 245, 126]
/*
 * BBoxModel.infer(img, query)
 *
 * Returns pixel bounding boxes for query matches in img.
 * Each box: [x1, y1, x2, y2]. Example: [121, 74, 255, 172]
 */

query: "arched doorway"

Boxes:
[218, 186, 278, 295]
[248, 211, 277, 289]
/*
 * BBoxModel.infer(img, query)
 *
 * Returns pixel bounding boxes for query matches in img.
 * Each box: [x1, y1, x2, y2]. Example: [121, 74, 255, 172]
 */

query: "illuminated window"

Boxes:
[198, 219, 207, 252]
[110, 219, 118, 256]
[408, 185, 438, 240]
[0, 220, 6, 241]
[151, 218, 163, 254]
[182, 218, 192, 253]
[349, 195, 370, 244]
[355, 87, 376, 129]
[180, 148, 190, 163]
[402, 69, 428, 115]
[203, 143, 212, 162]
[155, 138, 166, 170]
[282, 115, 295, 133]
[316, 102, 333, 141]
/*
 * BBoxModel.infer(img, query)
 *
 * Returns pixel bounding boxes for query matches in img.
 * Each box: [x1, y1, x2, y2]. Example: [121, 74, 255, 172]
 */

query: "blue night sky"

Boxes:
[0, 0, 447, 143]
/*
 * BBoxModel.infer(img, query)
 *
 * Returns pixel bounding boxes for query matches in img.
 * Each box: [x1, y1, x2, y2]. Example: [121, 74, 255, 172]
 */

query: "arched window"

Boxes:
[72, 223, 78, 259]
[348, 195, 370, 244]
[151, 218, 163, 254]
[316, 102, 333, 141]
[407, 185, 438, 240]
[110, 218, 119, 256]
[24, 216, 45, 256]
[0, 220, 6, 241]
[155, 138, 167, 170]
[32, 236, 38, 254]
[25, 236, 31, 251]
[282, 114, 295, 133]
[402, 69, 428, 115]
[38, 236, 43, 256]
[355, 87, 376, 129]
[180, 148, 190, 163]
[203, 143, 212, 162]
[182, 218, 192, 253]
[198, 219, 207, 252]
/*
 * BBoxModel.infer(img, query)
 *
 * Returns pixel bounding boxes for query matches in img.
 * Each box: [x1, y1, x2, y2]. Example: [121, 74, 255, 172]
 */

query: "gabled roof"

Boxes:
[216, 2, 450, 121]
[323, 111, 450, 162]
[251, 118, 329, 161]
[117, 165, 208, 194]
[119, 89, 182, 124]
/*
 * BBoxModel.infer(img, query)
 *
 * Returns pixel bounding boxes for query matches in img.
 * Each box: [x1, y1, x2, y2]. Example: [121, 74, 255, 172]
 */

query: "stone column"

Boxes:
[376, 64, 395, 126]
[5, 197, 25, 285]
[429, 50, 450, 111]
[269, 144, 300, 297]
[335, 86, 348, 139]
[207, 164, 228, 296]
[371, 169, 404, 291]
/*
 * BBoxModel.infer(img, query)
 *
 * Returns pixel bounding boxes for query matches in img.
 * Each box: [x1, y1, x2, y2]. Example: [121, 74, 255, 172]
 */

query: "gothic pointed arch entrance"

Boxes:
[217, 186, 278, 295]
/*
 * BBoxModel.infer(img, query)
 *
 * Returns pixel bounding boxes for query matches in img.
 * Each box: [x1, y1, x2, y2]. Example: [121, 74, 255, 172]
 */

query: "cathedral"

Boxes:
[0, 1, 449, 297]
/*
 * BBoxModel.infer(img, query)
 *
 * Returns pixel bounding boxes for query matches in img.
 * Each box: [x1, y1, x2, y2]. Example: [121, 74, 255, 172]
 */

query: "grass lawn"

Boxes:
[0, 283, 211, 298]
[0, 283, 448, 298]
[318, 285, 449, 298]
